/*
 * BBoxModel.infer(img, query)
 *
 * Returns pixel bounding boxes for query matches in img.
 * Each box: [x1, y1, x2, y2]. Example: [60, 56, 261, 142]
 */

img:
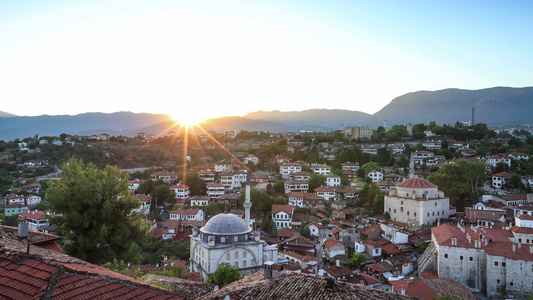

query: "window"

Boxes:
[394, 209, 396, 213]
[243, 260, 247, 267]
[234, 236, 238, 242]
[495, 261, 498, 266]
[226, 253, 230, 260]
[401, 201, 403, 205]
[251, 259, 256, 266]
[407, 211, 410, 216]
[400, 207, 403, 212]
[389, 208, 391, 212]
[460, 256, 463, 260]
[414, 212, 417, 217]
[243, 252, 247, 258]
[234, 261, 238, 268]
[433, 212, 435, 216]
[502, 262, 506, 267]
[427, 213, 430, 217]
[235, 252, 239, 259]
[469, 257, 473, 261]
[442, 210, 444, 215]
[435, 202, 437, 206]
[519, 238, 522, 243]
[497, 279, 500, 284]
[221, 237, 225, 243]
[510, 282, 513, 287]
[444, 254, 448, 258]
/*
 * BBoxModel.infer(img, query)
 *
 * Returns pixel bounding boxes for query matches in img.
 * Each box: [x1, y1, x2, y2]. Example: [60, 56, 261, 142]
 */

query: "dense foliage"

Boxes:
[46, 158, 149, 264]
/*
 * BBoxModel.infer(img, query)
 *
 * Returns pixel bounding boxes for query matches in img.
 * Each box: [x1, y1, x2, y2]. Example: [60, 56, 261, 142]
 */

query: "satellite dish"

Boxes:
[214, 285, 219, 291]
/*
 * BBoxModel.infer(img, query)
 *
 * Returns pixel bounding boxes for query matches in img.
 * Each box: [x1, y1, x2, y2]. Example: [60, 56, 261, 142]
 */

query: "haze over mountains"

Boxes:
[1, 86, 532, 140]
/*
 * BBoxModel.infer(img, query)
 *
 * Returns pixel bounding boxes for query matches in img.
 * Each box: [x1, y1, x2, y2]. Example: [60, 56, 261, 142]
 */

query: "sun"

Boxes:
[171, 112, 205, 127]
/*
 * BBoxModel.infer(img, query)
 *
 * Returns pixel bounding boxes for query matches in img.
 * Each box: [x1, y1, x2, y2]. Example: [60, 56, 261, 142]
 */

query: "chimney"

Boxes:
[513, 243, 516, 252]
[18, 218, 29, 239]
[192, 226, 198, 237]
[401, 286, 406, 295]
[518, 243, 522, 249]
[530, 245, 533, 254]
[326, 278, 335, 289]
[336, 260, 340, 267]
[263, 261, 274, 279]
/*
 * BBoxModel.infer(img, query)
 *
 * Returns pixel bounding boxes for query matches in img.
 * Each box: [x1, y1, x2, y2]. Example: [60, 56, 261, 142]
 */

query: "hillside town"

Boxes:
[1, 121, 533, 299]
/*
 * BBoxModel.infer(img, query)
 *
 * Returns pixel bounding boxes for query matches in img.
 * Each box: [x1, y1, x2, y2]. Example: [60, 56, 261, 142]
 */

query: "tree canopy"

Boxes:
[428, 159, 487, 210]
[185, 172, 206, 196]
[46, 158, 149, 264]
[207, 263, 244, 287]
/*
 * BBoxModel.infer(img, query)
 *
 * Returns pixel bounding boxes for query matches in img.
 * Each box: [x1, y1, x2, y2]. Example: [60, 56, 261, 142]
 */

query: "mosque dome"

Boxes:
[200, 213, 251, 236]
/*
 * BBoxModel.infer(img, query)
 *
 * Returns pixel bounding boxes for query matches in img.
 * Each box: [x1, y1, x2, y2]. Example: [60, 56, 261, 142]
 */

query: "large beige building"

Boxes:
[344, 125, 374, 140]
[384, 176, 450, 226]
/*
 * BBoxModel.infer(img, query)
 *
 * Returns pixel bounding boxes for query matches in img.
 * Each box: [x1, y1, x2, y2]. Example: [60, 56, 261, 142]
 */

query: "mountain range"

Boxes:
[1, 86, 532, 140]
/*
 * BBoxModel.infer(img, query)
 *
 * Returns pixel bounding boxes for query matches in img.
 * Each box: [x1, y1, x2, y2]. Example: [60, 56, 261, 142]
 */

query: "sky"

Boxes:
[1, 0, 532, 122]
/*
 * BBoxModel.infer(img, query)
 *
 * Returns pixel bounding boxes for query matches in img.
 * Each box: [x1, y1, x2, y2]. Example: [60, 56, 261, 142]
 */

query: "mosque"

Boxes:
[189, 174, 278, 281]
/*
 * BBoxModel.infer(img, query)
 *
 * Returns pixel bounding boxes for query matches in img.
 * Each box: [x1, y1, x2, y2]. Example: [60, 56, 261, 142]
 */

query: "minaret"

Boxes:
[409, 152, 415, 178]
[244, 172, 252, 229]
[471, 107, 475, 126]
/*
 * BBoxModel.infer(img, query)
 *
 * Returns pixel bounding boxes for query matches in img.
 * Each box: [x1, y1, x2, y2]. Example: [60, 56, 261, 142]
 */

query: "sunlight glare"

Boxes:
[171, 112, 205, 127]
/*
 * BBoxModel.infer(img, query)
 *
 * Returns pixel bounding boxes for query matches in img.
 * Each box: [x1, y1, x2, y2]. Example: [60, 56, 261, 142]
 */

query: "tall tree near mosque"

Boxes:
[428, 159, 487, 210]
[46, 158, 149, 264]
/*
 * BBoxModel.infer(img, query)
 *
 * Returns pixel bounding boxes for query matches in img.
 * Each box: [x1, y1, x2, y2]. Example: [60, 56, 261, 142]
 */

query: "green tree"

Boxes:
[46, 158, 149, 264]
[510, 173, 522, 189]
[308, 174, 326, 192]
[272, 181, 285, 195]
[137, 178, 155, 194]
[239, 189, 272, 214]
[321, 218, 330, 226]
[428, 159, 487, 210]
[153, 184, 175, 206]
[207, 263, 244, 287]
[185, 172, 206, 196]
[349, 252, 366, 267]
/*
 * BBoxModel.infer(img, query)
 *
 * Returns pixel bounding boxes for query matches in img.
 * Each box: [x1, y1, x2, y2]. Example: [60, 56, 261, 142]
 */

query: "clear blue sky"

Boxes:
[1, 0, 532, 121]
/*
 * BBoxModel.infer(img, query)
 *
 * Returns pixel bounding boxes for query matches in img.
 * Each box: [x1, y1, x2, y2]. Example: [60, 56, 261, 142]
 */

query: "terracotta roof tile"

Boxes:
[199, 271, 414, 300]
[396, 177, 437, 189]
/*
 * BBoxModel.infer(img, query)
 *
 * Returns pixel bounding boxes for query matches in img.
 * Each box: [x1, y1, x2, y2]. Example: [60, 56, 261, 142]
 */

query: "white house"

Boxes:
[170, 184, 190, 199]
[190, 196, 210, 207]
[309, 164, 331, 175]
[326, 174, 341, 187]
[243, 155, 259, 165]
[169, 208, 204, 221]
[272, 204, 294, 230]
[279, 163, 302, 180]
[134, 194, 151, 214]
[341, 162, 360, 172]
[24, 194, 41, 206]
[284, 180, 309, 194]
[207, 183, 225, 198]
[491, 172, 512, 189]
[366, 170, 383, 183]
[129, 179, 145, 191]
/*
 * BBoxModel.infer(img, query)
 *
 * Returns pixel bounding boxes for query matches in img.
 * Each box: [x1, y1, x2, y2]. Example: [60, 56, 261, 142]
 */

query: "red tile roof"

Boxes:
[396, 177, 437, 189]
[323, 238, 339, 249]
[391, 279, 438, 300]
[0, 239, 181, 300]
[272, 204, 294, 215]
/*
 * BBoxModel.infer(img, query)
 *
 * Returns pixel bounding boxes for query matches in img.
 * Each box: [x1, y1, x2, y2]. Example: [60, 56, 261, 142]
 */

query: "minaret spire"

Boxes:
[244, 172, 252, 228]
[409, 152, 415, 178]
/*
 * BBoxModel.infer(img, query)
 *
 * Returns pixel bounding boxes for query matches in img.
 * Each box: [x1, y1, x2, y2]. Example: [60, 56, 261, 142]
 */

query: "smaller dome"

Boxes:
[201, 213, 251, 235]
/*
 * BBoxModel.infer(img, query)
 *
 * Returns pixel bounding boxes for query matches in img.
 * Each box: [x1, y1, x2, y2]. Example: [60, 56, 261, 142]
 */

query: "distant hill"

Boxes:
[136, 116, 334, 136]
[1, 86, 532, 141]
[373, 87, 533, 126]
[245, 109, 379, 129]
[0, 111, 169, 141]
[0, 111, 17, 118]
